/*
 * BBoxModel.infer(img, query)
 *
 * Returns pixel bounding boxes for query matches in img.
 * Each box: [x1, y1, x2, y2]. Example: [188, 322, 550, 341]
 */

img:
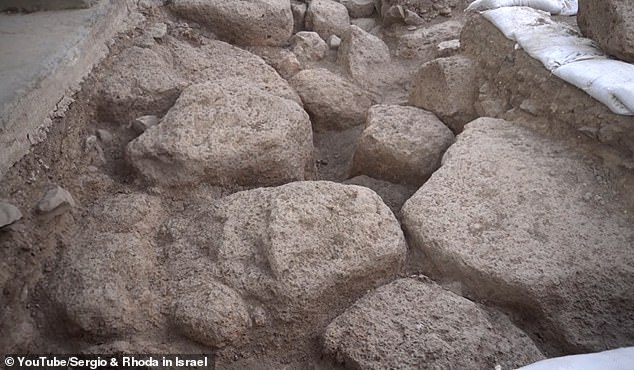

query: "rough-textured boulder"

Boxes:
[97, 46, 187, 122]
[170, 0, 293, 46]
[578, 0, 634, 63]
[49, 233, 161, 338]
[408, 55, 478, 132]
[352, 104, 454, 185]
[338, 25, 391, 84]
[166, 37, 301, 105]
[338, 0, 375, 18]
[172, 281, 252, 348]
[324, 278, 545, 369]
[394, 20, 463, 59]
[343, 175, 416, 213]
[127, 80, 313, 187]
[401, 118, 634, 352]
[291, 31, 329, 62]
[306, 0, 351, 40]
[163, 181, 407, 335]
[289, 68, 373, 131]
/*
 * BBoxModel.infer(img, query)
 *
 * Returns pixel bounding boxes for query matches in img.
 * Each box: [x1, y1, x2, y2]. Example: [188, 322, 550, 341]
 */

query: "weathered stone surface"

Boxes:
[0, 202, 22, 228]
[97, 46, 187, 123]
[170, 0, 293, 46]
[306, 0, 351, 40]
[401, 118, 634, 352]
[163, 181, 407, 334]
[172, 281, 252, 348]
[0, 0, 98, 11]
[291, 1, 308, 33]
[36, 185, 75, 214]
[338, 25, 391, 84]
[351, 17, 377, 32]
[408, 55, 478, 132]
[324, 278, 545, 369]
[328, 34, 342, 48]
[49, 232, 161, 338]
[132, 115, 159, 134]
[578, 0, 634, 63]
[395, 20, 463, 59]
[127, 80, 313, 187]
[343, 175, 416, 213]
[87, 193, 164, 235]
[166, 37, 301, 105]
[377, 0, 453, 22]
[436, 38, 460, 57]
[352, 104, 454, 185]
[338, 0, 375, 18]
[289, 68, 373, 131]
[291, 31, 329, 62]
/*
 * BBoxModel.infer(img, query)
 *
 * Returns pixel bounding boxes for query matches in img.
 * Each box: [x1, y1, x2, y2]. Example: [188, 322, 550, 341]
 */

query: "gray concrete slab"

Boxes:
[0, 0, 139, 179]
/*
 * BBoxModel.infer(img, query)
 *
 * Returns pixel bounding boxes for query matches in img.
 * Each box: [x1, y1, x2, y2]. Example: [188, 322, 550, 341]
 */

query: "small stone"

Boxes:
[407, 25, 417, 31]
[328, 34, 342, 49]
[146, 22, 168, 40]
[404, 9, 424, 26]
[0, 202, 22, 228]
[436, 39, 460, 58]
[96, 129, 113, 143]
[291, 31, 329, 62]
[84, 135, 106, 165]
[132, 115, 160, 133]
[36, 185, 75, 215]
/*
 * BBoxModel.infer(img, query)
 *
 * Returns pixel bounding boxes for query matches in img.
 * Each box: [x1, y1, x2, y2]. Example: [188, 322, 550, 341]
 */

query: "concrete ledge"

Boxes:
[0, 0, 138, 179]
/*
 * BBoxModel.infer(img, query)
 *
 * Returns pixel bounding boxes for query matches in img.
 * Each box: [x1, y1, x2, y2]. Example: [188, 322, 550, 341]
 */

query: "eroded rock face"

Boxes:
[97, 46, 187, 123]
[127, 80, 313, 187]
[408, 55, 478, 133]
[170, 0, 293, 46]
[323, 278, 545, 369]
[352, 104, 455, 185]
[306, 0, 351, 40]
[289, 68, 373, 131]
[401, 117, 634, 352]
[578, 0, 634, 63]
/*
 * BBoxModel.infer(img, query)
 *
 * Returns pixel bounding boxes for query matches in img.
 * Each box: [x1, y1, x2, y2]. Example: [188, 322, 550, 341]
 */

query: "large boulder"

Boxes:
[170, 0, 293, 46]
[165, 36, 301, 105]
[289, 68, 373, 131]
[338, 25, 391, 84]
[401, 117, 634, 352]
[408, 55, 478, 133]
[352, 104, 455, 185]
[306, 0, 351, 40]
[97, 46, 187, 123]
[127, 80, 314, 187]
[163, 181, 407, 337]
[323, 278, 545, 369]
[577, 0, 634, 63]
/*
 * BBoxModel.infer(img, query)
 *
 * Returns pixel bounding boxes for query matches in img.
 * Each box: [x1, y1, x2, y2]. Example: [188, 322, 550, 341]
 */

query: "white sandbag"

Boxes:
[466, 0, 577, 15]
[516, 347, 634, 370]
[554, 60, 634, 115]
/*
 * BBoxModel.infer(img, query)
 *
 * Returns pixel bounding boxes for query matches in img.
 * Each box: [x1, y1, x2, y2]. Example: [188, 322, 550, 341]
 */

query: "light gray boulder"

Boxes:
[306, 0, 351, 40]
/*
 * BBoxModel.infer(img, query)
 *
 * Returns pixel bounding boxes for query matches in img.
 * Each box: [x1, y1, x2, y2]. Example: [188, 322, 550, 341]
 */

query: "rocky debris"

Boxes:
[338, 0, 375, 18]
[86, 193, 164, 235]
[338, 25, 391, 84]
[172, 281, 252, 348]
[377, 0, 454, 24]
[163, 181, 407, 334]
[578, 0, 634, 63]
[36, 185, 75, 215]
[0, 202, 22, 228]
[382, 4, 406, 26]
[169, 0, 293, 46]
[408, 55, 478, 132]
[436, 38, 460, 57]
[343, 175, 416, 213]
[291, 31, 329, 62]
[49, 232, 161, 338]
[401, 117, 634, 352]
[96, 129, 113, 144]
[351, 17, 377, 32]
[127, 80, 313, 187]
[328, 34, 342, 48]
[352, 104, 454, 185]
[97, 46, 187, 123]
[306, 0, 351, 40]
[138, 22, 169, 47]
[323, 278, 545, 369]
[291, 1, 308, 33]
[166, 36, 301, 105]
[461, 13, 634, 159]
[289, 68, 373, 131]
[394, 20, 463, 59]
[131, 115, 160, 134]
[84, 135, 106, 165]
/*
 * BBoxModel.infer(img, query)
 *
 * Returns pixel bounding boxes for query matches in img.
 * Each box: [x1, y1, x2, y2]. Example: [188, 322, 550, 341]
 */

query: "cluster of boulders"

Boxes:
[10, 0, 633, 368]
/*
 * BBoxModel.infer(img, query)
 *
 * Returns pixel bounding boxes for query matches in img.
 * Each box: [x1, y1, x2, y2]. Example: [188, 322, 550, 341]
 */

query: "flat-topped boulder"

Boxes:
[401, 117, 634, 352]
